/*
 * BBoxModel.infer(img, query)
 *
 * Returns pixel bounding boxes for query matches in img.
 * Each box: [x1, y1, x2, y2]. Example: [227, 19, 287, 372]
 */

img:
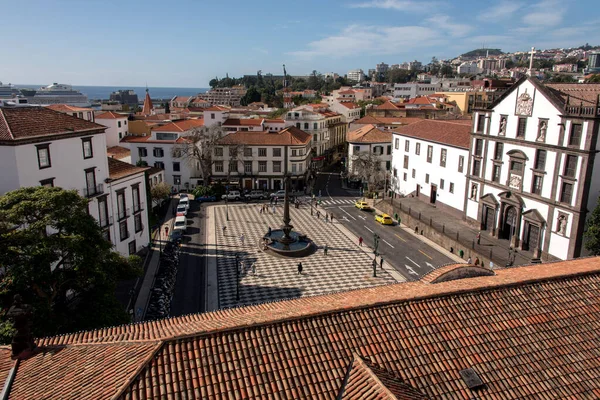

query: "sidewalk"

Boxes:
[132, 197, 177, 322]
[377, 197, 535, 269]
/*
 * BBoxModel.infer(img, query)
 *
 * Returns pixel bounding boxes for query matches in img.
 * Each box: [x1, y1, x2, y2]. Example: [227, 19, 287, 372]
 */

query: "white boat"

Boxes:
[28, 83, 90, 107]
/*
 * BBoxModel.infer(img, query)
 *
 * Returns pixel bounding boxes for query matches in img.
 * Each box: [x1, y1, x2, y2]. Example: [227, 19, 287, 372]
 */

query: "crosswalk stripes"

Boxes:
[321, 199, 355, 205]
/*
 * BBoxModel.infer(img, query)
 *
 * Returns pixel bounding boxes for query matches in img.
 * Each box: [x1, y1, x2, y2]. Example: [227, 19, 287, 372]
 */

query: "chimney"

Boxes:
[6, 295, 36, 358]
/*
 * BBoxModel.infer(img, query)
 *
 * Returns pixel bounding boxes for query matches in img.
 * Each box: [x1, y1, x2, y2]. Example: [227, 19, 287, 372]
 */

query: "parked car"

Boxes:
[354, 200, 370, 210]
[224, 191, 242, 201]
[179, 193, 189, 199]
[178, 197, 190, 210]
[176, 204, 188, 216]
[270, 190, 286, 199]
[169, 230, 184, 243]
[248, 190, 267, 200]
[173, 215, 187, 233]
[375, 213, 394, 225]
[196, 195, 217, 203]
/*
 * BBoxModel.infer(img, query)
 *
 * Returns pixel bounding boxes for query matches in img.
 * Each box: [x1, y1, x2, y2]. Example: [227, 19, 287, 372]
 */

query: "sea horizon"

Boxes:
[13, 84, 209, 101]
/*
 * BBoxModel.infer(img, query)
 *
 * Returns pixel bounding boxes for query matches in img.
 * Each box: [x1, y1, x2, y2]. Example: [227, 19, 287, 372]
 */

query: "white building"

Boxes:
[466, 76, 600, 261]
[211, 127, 312, 191]
[347, 69, 365, 82]
[285, 108, 330, 158]
[203, 106, 230, 127]
[222, 118, 286, 132]
[457, 61, 483, 75]
[95, 111, 129, 147]
[391, 120, 472, 216]
[346, 124, 393, 174]
[329, 101, 361, 123]
[393, 83, 442, 99]
[122, 119, 205, 190]
[0, 106, 149, 256]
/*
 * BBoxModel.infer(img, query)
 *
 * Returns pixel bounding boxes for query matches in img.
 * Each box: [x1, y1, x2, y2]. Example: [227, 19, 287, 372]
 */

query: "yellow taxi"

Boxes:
[354, 200, 370, 210]
[375, 213, 394, 225]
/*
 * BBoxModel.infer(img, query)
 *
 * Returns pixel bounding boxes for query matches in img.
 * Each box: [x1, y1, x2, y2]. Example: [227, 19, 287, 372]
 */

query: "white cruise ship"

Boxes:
[27, 83, 90, 107]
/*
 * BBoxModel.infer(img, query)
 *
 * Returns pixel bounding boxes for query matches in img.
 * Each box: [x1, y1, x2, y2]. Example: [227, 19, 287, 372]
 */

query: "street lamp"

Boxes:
[372, 258, 377, 277]
[373, 233, 380, 256]
[225, 184, 229, 221]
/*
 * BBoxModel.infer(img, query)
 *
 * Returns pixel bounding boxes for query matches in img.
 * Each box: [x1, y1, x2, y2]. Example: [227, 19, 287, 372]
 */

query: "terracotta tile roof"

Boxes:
[141, 90, 153, 116]
[151, 119, 204, 132]
[45, 104, 91, 113]
[338, 90, 356, 95]
[339, 102, 361, 109]
[393, 119, 472, 149]
[348, 124, 393, 143]
[376, 101, 400, 110]
[9, 341, 161, 400]
[95, 111, 126, 120]
[172, 96, 191, 102]
[106, 145, 131, 160]
[222, 118, 264, 126]
[217, 126, 311, 146]
[406, 97, 435, 105]
[17, 258, 600, 399]
[264, 118, 285, 124]
[204, 105, 230, 112]
[355, 116, 424, 126]
[107, 157, 148, 180]
[341, 355, 429, 399]
[544, 83, 600, 108]
[0, 107, 105, 142]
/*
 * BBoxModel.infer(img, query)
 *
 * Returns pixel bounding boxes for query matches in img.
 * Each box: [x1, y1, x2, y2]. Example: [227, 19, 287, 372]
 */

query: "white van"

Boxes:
[173, 215, 187, 233]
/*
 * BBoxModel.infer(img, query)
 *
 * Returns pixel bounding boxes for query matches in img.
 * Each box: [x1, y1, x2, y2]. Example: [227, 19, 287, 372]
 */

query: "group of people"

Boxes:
[259, 204, 277, 214]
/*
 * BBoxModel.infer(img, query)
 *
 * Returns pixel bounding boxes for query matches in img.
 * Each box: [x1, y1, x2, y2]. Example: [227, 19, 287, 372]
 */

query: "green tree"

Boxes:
[209, 78, 219, 88]
[150, 181, 171, 207]
[0, 187, 141, 339]
[240, 87, 261, 106]
[586, 74, 600, 83]
[385, 69, 411, 83]
[307, 71, 321, 90]
[585, 199, 600, 255]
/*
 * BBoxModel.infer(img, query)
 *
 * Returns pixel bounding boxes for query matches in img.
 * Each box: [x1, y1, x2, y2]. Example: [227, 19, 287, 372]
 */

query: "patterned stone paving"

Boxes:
[215, 203, 396, 308]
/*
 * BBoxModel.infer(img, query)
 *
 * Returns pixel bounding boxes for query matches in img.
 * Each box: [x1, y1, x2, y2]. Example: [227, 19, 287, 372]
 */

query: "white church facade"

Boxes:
[465, 76, 600, 261]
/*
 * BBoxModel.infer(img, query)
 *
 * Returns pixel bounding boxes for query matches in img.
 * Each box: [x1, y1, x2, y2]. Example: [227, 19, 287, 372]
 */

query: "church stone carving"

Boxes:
[516, 89, 534, 116]
[509, 174, 522, 190]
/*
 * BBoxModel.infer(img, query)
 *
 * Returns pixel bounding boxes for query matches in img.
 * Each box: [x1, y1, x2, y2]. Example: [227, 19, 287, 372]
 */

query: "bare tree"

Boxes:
[350, 151, 386, 193]
[172, 125, 228, 187]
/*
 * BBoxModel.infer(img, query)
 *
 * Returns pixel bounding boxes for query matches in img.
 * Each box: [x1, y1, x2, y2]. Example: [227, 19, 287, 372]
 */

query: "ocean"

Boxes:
[15, 84, 209, 101]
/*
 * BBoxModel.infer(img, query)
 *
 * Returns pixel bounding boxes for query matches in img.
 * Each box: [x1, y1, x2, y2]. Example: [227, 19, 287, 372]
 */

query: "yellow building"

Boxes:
[435, 91, 497, 115]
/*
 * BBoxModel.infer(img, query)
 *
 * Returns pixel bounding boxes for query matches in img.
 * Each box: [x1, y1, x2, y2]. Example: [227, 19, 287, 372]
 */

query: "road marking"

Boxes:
[418, 249, 433, 260]
[364, 225, 374, 233]
[425, 262, 435, 270]
[394, 234, 406, 242]
[405, 256, 422, 270]
[339, 207, 356, 220]
[404, 265, 418, 275]
[383, 239, 395, 248]
[358, 215, 366, 220]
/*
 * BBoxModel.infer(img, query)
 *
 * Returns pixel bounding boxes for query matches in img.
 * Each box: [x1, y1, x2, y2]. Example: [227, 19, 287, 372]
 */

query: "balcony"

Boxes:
[83, 184, 104, 198]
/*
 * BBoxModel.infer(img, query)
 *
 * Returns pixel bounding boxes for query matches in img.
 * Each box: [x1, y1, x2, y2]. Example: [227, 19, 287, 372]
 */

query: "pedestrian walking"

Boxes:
[297, 262, 303, 275]
[467, 256, 472, 264]
[474, 257, 480, 266]
[275, 197, 278, 205]
[477, 231, 481, 245]
[240, 233, 245, 246]
[259, 205, 263, 214]
[317, 211, 321, 219]
[380, 258, 384, 269]
[325, 214, 329, 223]
[272, 205, 276, 214]
[252, 263, 257, 276]
[268, 226, 272, 236]
[222, 226, 227, 235]
[330, 213, 334, 223]
[359, 236, 363, 246]
[324, 244, 328, 256]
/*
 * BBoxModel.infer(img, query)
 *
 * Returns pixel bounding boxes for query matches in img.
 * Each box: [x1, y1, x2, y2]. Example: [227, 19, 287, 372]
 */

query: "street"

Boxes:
[170, 199, 206, 316]
[312, 169, 453, 280]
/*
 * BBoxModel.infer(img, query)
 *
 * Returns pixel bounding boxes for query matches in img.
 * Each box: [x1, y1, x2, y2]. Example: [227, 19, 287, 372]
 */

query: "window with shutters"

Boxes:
[403, 155, 409, 169]
[440, 149, 447, 167]
[474, 139, 483, 156]
[534, 150, 546, 170]
[472, 159, 481, 176]
[395, 138, 399, 149]
[517, 117, 527, 138]
[259, 148, 267, 157]
[405, 140, 409, 152]
[458, 156, 464, 173]
[564, 155, 577, 177]
[426, 145, 433, 163]
[492, 165, 501, 183]
[569, 123, 582, 146]
[259, 161, 267, 172]
[494, 142, 503, 161]
[476, 114, 485, 132]
[560, 182, 573, 204]
[244, 161, 252, 173]
[415, 143, 421, 155]
[214, 161, 223, 172]
[531, 175, 543, 195]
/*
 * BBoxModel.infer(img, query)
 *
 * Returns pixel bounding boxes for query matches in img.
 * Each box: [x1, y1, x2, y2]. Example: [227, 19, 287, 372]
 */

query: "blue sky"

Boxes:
[2, 0, 598, 87]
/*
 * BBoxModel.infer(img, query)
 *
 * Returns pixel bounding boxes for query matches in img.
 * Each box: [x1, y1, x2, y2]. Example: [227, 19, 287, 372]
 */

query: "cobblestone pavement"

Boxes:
[215, 203, 396, 308]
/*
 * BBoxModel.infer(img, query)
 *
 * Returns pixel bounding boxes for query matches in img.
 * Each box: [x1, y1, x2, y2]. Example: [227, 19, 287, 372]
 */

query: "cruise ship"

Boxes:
[0, 82, 29, 106]
[25, 83, 90, 107]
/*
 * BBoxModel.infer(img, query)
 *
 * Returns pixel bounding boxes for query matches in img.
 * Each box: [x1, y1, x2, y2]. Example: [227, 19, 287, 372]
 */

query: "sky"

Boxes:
[2, 0, 599, 87]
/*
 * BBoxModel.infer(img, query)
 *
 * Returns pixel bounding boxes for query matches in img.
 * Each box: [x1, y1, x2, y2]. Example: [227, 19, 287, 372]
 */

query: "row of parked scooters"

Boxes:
[144, 240, 180, 321]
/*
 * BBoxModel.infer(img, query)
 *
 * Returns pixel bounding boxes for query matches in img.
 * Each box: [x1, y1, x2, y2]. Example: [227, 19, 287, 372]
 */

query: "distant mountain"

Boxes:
[461, 49, 504, 58]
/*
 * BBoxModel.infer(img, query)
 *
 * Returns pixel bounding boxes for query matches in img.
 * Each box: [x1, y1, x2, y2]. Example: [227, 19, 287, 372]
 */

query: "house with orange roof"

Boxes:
[95, 110, 129, 147]
[346, 124, 393, 175]
[169, 95, 192, 109]
[329, 101, 362, 123]
[0, 106, 149, 256]
[391, 119, 472, 215]
[45, 104, 95, 121]
[121, 119, 205, 189]
[203, 105, 230, 127]
[212, 126, 312, 191]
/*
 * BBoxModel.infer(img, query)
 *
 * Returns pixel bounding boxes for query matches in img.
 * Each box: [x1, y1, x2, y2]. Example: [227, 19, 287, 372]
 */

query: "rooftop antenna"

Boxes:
[527, 47, 535, 76]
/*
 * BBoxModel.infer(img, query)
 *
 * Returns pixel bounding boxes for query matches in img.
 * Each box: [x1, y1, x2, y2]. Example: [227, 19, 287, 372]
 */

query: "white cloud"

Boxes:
[288, 24, 444, 59]
[477, 1, 522, 20]
[349, 0, 439, 12]
[522, 0, 565, 27]
[426, 15, 472, 37]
